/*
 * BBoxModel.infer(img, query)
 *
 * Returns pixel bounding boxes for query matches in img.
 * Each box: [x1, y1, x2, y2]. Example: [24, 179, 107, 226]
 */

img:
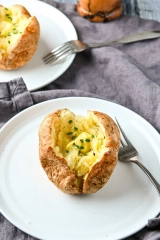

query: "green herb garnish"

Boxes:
[85, 138, 90, 142]
[74, 127, 78, 131]
[73, 143, 84, 150]
[68, 120, 73, 124]
[79, 146, 84, 149]
[66, 132, 73, 135]
[73, 143, 80, 149]
[72, 135, 76, 140]
[13, 30, 18, 34]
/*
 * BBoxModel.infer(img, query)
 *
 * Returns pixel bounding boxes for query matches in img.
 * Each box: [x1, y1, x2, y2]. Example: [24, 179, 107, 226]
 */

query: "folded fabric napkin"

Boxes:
[1, 0, 160, 239]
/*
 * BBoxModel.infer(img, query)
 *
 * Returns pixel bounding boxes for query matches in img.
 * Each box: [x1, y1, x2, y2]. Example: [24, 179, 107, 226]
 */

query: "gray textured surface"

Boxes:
[1, 0, 160, 240]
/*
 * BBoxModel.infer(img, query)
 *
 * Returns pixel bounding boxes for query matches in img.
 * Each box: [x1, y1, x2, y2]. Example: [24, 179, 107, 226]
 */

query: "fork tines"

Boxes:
[115, 118, 132, 147]
[43, 42, 72, 65]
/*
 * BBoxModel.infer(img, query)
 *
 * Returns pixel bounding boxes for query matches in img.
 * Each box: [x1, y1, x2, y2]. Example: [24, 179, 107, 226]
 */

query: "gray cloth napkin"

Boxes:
[1, 0, 160, 239]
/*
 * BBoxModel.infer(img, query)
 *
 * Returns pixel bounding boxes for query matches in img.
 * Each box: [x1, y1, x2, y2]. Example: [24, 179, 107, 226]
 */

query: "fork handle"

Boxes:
[87, 31, 160, 48]
[130, 158, 160, 196]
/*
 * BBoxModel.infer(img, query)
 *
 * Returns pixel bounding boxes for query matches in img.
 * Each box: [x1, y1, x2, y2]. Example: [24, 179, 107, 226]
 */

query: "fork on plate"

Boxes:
[43, 31, 160, 65]
[115, 118, 160, 196]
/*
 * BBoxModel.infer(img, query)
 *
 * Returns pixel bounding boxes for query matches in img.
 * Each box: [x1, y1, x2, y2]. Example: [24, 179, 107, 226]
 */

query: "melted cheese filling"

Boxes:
[52, 110, 106, 178]
[0, 6, 30, 55]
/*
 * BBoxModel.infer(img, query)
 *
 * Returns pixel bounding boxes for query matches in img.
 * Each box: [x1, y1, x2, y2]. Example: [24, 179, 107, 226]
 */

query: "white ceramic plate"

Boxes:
[0, 97, 160, 240]
[0, 0, 77, 91]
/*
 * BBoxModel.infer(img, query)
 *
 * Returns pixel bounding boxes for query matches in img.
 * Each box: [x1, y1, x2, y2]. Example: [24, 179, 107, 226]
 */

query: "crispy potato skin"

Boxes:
[83, 111, 120, 193]
[39, 110, 81, 194]
[0, 5, 40, 70]
[39, 109, 120, 194]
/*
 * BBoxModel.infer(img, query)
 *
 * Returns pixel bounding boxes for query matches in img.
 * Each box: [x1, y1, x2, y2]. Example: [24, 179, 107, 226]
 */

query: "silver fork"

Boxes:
[43, 31, 160, 65]
[115, 118, 160, 196]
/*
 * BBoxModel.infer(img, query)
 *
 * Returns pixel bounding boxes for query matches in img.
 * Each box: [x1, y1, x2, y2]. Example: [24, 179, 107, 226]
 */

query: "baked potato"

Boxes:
[0, 5, 40, 70]
[39, 109, 120, 194]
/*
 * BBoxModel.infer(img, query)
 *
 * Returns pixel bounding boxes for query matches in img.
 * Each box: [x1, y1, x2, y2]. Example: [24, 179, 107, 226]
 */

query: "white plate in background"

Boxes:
[0, 97, 160, 240]
[0, 0, 77, 91]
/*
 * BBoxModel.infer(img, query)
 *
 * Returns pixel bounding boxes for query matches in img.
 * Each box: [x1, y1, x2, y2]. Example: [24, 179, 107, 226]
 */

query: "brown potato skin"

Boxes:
[0, 5, 40, 70]
[39, 109, 120, 194]
[39, 110, 81, 194]
[83, 111, 120, 193]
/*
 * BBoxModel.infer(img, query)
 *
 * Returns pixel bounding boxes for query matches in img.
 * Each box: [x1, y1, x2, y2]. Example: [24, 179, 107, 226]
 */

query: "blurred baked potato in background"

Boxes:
[0, 4, 40, 70]
[39, 108, 120, 194]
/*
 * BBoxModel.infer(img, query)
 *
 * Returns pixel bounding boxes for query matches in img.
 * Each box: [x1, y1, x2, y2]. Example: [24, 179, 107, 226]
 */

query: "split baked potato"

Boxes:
[0, 5, 40, 70]
[39, 109, 120, 194]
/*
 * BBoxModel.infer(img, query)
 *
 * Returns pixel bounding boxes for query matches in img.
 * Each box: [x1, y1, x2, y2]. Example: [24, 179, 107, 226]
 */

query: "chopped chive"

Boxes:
[13, 30, 18, 34]
[72, 135, 76, 140]
[79, 146, 84, 149]
[85, 138, 90, 142]
[80, 139, 84, 143]
[73, 143, 80, 149]
[75, 145, 80, 149]
[5, 8, 8, 10]
[74, 127, 78, 131]
[93, 152, 95, 156]
[66, 150, 69, 153]
[66, 132, 73, 135]
[68, 120, 73, 124]
[8, 40, 10, 44]
[6, 14, 9, 16]
[91, 135, 95, 138]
